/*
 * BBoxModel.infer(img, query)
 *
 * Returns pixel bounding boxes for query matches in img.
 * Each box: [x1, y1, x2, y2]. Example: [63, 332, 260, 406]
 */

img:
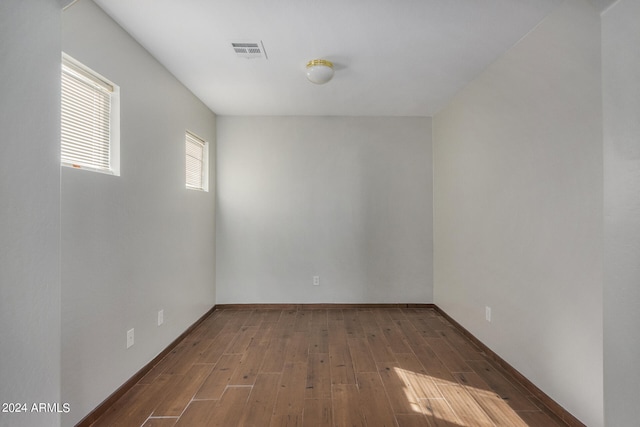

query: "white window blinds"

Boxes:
[185, 131, 207, 191]
[61, 56, 114, 173]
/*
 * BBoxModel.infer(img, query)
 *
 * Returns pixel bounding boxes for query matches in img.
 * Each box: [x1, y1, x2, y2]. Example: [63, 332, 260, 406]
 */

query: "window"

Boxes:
[185, 131, 208, 191]
[61, 54, 120, 175]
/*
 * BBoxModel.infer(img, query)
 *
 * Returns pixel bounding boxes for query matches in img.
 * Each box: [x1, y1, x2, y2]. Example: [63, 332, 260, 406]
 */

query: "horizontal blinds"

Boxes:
[186, 131, 205, 190]
[61, 58, 112, 172]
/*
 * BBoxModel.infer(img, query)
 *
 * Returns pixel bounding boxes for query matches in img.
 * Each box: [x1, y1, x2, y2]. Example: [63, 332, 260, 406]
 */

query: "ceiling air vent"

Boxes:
[231, 41, 267, 59]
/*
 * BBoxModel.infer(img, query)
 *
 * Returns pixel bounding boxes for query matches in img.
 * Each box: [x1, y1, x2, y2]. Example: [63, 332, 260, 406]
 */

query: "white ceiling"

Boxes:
[92, 0, 565, 117]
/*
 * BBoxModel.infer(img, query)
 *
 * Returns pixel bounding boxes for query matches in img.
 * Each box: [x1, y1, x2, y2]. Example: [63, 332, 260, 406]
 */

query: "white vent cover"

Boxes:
[231, 41, 267, 59]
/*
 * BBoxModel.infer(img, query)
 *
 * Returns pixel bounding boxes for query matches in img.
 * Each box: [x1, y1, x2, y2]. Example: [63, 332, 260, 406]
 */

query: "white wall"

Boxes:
[0, 1, 62, 426]
[216, 116, 432, 304]
[432, 0, 603, 426]
[602, 0, 640, 424]
[61, 1, 216, 424]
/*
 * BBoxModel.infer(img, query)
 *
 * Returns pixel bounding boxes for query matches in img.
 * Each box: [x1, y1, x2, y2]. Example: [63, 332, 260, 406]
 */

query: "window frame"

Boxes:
[185, 130, 209, 192]
[61, 53, 120, 176]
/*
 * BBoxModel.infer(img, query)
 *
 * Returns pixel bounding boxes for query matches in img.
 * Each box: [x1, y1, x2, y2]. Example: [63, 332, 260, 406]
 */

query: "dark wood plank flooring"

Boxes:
[90, 308, 568, 426]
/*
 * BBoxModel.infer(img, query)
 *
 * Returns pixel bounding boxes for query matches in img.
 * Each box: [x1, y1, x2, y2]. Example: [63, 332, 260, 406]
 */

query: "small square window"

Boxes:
[185, 131, 208, 191]
[61, 53, 120, 175]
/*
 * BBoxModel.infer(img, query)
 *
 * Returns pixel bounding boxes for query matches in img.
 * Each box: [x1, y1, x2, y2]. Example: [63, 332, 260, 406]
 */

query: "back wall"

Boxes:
[216, 116, 432, 304]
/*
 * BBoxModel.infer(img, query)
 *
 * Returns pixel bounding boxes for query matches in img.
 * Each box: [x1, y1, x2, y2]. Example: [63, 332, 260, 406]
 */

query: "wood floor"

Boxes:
[90, 307, 568, 427]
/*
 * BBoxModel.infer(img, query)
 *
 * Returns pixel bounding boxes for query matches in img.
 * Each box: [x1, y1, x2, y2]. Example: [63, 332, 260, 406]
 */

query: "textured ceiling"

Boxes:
[93, 0, 563, 117]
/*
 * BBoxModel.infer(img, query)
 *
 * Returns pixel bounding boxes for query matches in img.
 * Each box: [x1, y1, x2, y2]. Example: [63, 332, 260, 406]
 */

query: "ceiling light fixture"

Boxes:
[306, 59, 334, 84]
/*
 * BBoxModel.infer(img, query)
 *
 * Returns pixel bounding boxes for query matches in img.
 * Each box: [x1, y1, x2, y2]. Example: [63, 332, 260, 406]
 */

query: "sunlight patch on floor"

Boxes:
[393, 366, 531, 427]
[393, 367, 460, 424]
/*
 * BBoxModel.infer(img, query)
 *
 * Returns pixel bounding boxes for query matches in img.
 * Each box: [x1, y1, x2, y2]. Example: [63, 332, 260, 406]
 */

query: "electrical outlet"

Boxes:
[313, 276, 320, 286]
[158, 309, 164, 326]
[127, 328, 134, 348]
[485, 306, 492, 323]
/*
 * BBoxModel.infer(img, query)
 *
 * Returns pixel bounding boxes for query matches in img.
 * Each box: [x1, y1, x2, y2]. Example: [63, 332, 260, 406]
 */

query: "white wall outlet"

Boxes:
[485, 306, 492, 323]
[158, 309, 164, 326]
[313, 276, 320, 286]
[126, 328, 135, 348]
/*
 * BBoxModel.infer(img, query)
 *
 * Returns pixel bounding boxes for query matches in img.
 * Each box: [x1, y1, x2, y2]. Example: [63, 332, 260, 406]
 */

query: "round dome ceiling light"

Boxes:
[306, 59, 334, 85]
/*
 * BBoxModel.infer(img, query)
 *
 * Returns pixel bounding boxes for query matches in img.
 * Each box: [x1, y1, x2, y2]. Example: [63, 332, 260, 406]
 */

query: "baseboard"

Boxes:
[433, 305, 586, 427]
[215, 303, 435, 310]
[74, 305, 217, 427]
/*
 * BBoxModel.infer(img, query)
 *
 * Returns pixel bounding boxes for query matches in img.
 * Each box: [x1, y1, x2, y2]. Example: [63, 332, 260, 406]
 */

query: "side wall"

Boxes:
[602, 0, 640, 424]
[432, 0, 603, 426]
[216, 116, 433, 304]
[0, 1, 62, 426]
[61, 1, 216, 424]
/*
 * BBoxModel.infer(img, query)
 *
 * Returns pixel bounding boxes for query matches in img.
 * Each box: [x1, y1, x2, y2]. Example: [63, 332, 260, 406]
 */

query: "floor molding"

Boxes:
[433, 306, 586, 427]
[77, 302, 583, 427]
[215, 303, 435, 310]
[75, 305, 217, 427]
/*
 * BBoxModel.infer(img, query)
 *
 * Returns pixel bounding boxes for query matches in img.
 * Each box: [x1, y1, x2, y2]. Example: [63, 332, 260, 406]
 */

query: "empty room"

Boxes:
[1, 0, 639, 426]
